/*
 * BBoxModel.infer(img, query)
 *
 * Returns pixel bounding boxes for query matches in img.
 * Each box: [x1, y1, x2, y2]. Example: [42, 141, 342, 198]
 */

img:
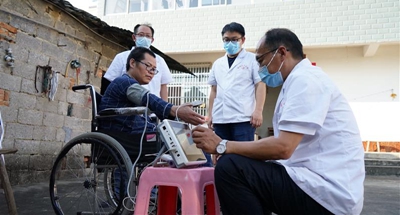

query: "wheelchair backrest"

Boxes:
[0, 111, 4, 148]
[72, 84, 152, 132]
[72, 84, 101, 132]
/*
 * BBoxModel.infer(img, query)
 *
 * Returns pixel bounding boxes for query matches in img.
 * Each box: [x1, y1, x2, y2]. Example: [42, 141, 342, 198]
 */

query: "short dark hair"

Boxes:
[126, 47, 156, 71]
[262, 28, 304, 60]
[133, 23, 155, 37]
[221, 22, 245, 37]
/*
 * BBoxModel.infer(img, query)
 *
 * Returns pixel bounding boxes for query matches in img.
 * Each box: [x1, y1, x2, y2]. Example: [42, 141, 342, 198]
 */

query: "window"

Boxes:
[202, 0, 229, 6]
[169, 67, 211, 116]
[229, 0, 248, 5]
[104, 0, 244, 15]
[176, 0, 198, 9]
[151, 0, 175, 11]
[129, 0, 149, 12]
[105, 0, 127, 15]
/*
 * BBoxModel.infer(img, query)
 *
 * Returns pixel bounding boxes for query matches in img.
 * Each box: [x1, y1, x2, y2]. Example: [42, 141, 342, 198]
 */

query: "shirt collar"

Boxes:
[290, 58, 312, 75]
[281, 58, 312, 89]
[224, 48, 247, 59]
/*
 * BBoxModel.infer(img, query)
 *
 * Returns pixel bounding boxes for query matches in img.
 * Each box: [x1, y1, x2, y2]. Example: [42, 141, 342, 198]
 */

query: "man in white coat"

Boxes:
[193, 28, 365, 215]
[102, 23, 172, 101]
[207, 22, 266, 166]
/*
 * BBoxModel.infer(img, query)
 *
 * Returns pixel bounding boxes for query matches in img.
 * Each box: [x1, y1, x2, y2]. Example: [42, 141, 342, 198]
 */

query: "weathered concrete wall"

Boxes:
[0, 0, 123, 185]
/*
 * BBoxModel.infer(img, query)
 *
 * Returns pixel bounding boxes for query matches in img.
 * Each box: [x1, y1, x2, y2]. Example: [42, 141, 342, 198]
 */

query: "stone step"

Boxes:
[364, 153, 400, 176]
[365, 165, 400, 176]
[364, 152, 400, 160]
[364, 159, 400, 166]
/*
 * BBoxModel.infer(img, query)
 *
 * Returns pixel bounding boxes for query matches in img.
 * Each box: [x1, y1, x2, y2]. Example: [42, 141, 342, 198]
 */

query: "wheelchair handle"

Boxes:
[72, 84, 92, 91]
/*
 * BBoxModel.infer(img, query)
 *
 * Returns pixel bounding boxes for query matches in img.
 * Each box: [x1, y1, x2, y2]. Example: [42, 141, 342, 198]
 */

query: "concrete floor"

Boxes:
[0, 175, 399, 215]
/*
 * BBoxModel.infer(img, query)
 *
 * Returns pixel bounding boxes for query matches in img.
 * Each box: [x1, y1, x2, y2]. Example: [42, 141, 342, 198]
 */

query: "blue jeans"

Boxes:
[201, 152, 213, 167]
[113, 168, 128, 198]
[114, 168, 157, 199]
[213, 121, 255, 141]
[203, 122, 255, 166]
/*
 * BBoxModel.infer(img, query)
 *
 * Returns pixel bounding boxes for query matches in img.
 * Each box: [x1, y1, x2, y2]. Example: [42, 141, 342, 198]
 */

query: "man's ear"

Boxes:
[279, 46, 288, 58]
[241, 36, 246, 44]
[129, 58, 136, 68]
[132, 34, 136, 42]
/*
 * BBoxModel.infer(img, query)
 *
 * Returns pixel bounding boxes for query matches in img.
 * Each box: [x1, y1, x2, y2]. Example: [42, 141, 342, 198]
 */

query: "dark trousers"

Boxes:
[213, 121, 256, 141]
[215, 154, 334, 215]
[98, 129, 159, 164]
[203, 122, 255, 167]
[204, 122, 256, 166]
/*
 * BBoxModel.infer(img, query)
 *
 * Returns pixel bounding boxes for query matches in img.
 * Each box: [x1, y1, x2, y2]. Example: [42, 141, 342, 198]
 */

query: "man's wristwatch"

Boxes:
[216, 139, 228, 155]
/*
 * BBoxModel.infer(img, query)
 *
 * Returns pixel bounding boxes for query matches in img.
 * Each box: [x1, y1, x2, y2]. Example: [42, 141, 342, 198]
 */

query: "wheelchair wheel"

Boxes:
[49, 132, 135, 215]
[103, 162, 158, 215]
[103, 166, 138, 211]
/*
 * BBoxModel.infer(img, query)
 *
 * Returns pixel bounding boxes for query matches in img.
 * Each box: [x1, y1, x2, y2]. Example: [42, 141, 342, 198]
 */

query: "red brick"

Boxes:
[0, 89, 4, 101]
[0, 22, 18, 34]
[0, 101, 9, 106]
[363, 141, 400, 152]
[4, 90, 9, 101]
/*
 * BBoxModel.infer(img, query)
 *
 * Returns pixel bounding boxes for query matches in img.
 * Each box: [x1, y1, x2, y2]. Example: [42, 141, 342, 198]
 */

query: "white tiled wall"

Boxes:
[96, 0, 400, 141]
[98, 0, 399, 53]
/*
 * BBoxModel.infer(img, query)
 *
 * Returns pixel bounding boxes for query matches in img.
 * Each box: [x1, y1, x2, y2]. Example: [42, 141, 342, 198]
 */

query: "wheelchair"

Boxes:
[49, 84, 160, 215]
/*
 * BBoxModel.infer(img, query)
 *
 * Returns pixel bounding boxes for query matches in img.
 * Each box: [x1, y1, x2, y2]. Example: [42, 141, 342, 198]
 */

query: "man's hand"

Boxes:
[192, 126, 222, 154]
[175, 105, 205, 125]
[250, 110, 263, 128]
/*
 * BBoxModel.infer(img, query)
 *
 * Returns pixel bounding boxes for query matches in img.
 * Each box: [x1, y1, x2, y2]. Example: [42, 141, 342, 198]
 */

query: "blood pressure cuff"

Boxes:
[127, 83, 150, 106]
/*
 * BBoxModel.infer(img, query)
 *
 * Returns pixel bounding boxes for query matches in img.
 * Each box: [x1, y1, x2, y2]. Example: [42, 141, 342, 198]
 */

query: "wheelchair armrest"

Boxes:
[97, 107, 151, 118]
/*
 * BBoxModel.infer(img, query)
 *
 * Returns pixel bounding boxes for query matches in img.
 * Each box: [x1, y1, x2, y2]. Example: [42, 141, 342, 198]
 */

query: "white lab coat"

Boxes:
[104, 47, 173, 97]
[208, 49, 261, 123]
[276, 59, 365, 215]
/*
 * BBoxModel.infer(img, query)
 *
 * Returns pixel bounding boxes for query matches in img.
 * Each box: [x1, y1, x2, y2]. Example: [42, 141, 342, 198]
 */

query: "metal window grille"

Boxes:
[169, 67, 211, 117]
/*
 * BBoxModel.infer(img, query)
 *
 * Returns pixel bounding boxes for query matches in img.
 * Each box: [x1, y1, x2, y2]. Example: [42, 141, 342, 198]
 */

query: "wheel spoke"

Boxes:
[49, 133, 134, 215]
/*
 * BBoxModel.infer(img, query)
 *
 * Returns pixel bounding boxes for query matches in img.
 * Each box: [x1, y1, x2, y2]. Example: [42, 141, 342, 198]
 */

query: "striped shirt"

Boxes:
[99, 74, 173, 134]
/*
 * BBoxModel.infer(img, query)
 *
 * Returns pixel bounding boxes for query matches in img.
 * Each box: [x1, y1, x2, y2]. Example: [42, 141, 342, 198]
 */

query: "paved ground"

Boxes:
[0, 175, 399, 215]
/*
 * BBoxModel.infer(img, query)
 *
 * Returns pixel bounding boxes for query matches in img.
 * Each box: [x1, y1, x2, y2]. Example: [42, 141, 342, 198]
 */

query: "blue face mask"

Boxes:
[258, 50, 285, 88]
[135, 37, 152, 49]
[224, 41, 241, 55]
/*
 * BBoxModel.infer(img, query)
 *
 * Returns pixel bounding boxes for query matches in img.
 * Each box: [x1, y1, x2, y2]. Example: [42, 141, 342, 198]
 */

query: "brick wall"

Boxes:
[0, 22, 17, 43]
[0, 0, 123, 185]
[363, 141, 400, 153]
[97, 0, 400, 53]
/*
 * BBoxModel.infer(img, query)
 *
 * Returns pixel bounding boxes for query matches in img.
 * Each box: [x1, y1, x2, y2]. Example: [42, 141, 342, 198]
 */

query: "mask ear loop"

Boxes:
[278, 59, 285, 71]
[277, 48, 287, 71]
[266, 49, 279, 68]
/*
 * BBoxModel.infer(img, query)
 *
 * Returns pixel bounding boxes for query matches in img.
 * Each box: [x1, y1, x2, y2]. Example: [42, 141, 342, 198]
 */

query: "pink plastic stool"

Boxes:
[133, 167, 220, 215]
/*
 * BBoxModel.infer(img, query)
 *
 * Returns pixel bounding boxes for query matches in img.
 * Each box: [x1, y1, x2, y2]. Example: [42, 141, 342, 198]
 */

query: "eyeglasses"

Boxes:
[255, 48, 278, 65]
[137, 60, 158, 75]
[135, 33, 153, 39]
[222, 37, 242, 43]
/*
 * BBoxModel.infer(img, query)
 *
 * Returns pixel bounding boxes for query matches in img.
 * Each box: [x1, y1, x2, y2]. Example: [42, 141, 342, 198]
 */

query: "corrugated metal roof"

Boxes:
[43, 0, 194, 76]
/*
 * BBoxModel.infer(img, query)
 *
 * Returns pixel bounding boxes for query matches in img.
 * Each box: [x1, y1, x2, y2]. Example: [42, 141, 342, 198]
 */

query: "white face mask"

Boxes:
[135, 37, 152, 49]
